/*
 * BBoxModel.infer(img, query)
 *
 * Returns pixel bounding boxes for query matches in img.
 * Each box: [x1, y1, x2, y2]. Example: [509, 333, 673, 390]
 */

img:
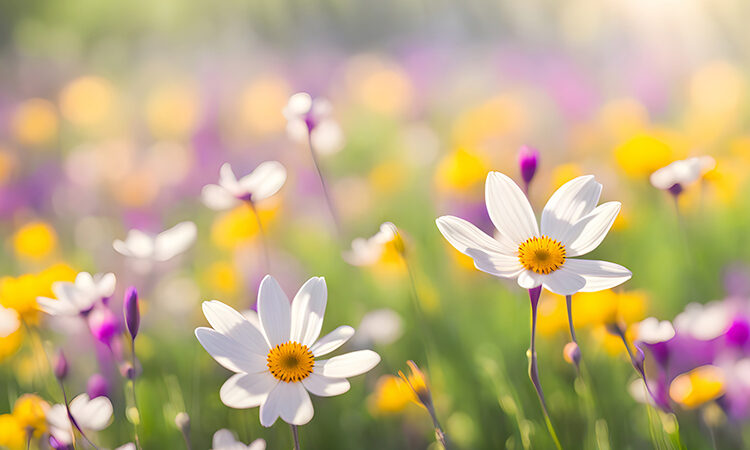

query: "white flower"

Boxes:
[0, 306, 20, 338]
[202, 162, 287, 211]
[674, 301, 730, 340]
[352, 309, 403, 347]
[636, 317, 675, 344]
[37, 272, 116, 316]
[650, 156, 716, 191]
[115, 444, 136, 450]
[113, 221, 197, 263]
[436, 173, 631, 295]
[343, 222, 399, 266]
[212, 429, 266, 450]
[46, 393, 113, 445]
[195, 275, 381, 427]
[283, 92, 344, 156]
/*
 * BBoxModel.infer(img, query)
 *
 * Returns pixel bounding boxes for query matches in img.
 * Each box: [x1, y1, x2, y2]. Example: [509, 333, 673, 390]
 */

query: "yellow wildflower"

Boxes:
[370, 375, 415, 414]
[398, 360, 432, 408]
[613, 132, 684, 178]
[670, 365, 725, 409]
[59, 76, 117, 128]
[210, 201, 279, 250]
[434, 148, 489, 193]
[0, 264, 76, 324]
[12, 221, 58, 261]
[12, 394, 48, 438]
[203, 261, 240, 295]
[0, 414, 25, 450]
[11, 99, 58, 148]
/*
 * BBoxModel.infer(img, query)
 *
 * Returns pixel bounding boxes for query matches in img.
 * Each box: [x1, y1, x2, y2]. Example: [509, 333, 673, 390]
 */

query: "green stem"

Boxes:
[290, 424, 301, 450]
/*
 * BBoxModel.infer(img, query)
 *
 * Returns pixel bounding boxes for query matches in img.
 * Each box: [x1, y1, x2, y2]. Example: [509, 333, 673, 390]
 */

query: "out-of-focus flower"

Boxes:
[211, 429, 266, 450]
[37, 272, 116, 316]
[398, 360, 432, 409]
[87, 306, 119, 345]
[434, 148, 489, 194]
[369, 375, 414, 414]
[203, 261, 240, 295]
[518, 146, 539, 192]
[11, 98, 58, 148]
[145, 81, 200, 139]
[549, 163, 583, 192]
[283, 92, 344, 155]
[346, 56, 413, 117]
[12, 221, 58, 260]
[650, 156, 716, 196]
[451, 95, 528, 149]
[352, 309, 403, 347]
[614, 133, 680, 178]
[87, 374, 109, 399]
[636, 318, 675, 344]
[124, 287, 139, 340]
[59, 76, 116, 128]
[113, 221, 197, 264]
[237, 75, 291, 137]
[46, 393, 113, 445]
[195, 275, 380, 427]
[674, 301, 730, 341]
[0, 269, 76, 324]
[210, 203, 279, 250]
[0, 305, 20, 338]
[669, 365, 725, 409]
[54, 350, 68, 381]
[436, 173, 631, 295]
[0, 413, 24, 449]
[563, 342, 581, 366]
[12, 394, 49, 438]
[343, 222, 403, 266]
[202, 162, 287, 210]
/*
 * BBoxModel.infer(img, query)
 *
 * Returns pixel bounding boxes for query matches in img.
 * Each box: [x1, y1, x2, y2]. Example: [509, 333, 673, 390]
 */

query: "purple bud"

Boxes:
[88, 306, 119, 345]
[122, 362, 136, 380]
[49, 435, 74, 450]
[518, 146, 539, 187]
[87, 373, 109, 399]
[632, 344, 646, 373]
[54, 349, 68, 380]
[124, 287, 140, 340]
[726, 318, 750, 347]
[668, 183, 683, 197]
[563, 342, 581, 367]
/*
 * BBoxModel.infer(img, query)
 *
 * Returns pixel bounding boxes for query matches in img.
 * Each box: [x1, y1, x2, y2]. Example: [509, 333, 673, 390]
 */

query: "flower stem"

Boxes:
[614, 326, 661, 408]
[426, 406, 450, 449]
[129, 338, 142, 450]
[290, 424, 301, 450]
[246, 200, 271, 273]
[306, 132, 341, 235]
[527, 287, 562, 450]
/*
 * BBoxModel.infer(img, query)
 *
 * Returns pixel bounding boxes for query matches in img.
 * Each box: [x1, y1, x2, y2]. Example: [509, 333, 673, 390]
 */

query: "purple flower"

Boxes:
[54, 349, 68, 380]
[87, 373, 109, 399]
[88, 306, 119, 345]
[124, 287, 140, 340]
[517, 145, 539, 189]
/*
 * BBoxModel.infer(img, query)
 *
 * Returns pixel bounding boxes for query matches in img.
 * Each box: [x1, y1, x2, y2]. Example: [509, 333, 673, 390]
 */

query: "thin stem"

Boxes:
[179, 425, 192, 450]
[426, 407, 449, 449]
[130, 339, 142, 450]
[614, 327, 661, 408]
[246, 200, 271, 273]
[290, 424, 300, 450]
[565, 295, 577, 343]
[306, 132, 341, 235]
[527, 288, 562, 450]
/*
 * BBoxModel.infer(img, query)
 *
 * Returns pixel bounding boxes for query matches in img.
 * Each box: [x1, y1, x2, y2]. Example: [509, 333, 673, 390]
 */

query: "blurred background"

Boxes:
[1, 0, 750, 448]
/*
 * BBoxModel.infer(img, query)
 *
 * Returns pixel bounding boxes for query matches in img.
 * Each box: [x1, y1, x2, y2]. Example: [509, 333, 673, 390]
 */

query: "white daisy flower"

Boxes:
[201, 162, 287, 211]
[636, 317, 675, 344]
[283, 92, 344, 156]
[212, 429, 266, 450]
[113, 221, 197, 263]
[0, 305, 20, 338]
[650, 156, 716, 192]
[46, 393, 113, 445]
[37, 272, 116, 316]
[436, 172, 631, 295]
[674, 301, 730, 340]
[195, 275, 381, 427]
[343, 222, 399, 266]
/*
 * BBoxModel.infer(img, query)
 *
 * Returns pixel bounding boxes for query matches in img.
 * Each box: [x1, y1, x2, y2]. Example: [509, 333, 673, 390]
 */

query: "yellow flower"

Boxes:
[670, 365, 725, 409]
[369, 375, 415, 414]
[12, 222, 58, 261]
[0, 264, 76, 324]
[398, 360, 432, 408]
[0, 414, 25, 450]
[210, 201, 279, 250]
[12, 394, 48, 438]
[613, 133, 683, 178]
[145, 81, 200, 139]
[434, 148, 489, 193]
[236, 75, 291, 137]
[59, 76, 117, 128]
[346, 56, 413, 117]
[11, 99, 58, 148]
[203, 261, 240, 295]
[549, 163, 583, 192]
[0, 324, 23, 362]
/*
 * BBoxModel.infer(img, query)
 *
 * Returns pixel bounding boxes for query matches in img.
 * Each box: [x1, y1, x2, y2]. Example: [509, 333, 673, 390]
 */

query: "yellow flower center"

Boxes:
[518, 236, 566, 274]
[266, 341, 315, 383]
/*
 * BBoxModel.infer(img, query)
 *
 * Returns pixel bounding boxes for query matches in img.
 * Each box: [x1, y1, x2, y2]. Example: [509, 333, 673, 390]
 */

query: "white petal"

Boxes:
[69, 394, 113, 430]
[310, 120, 345, 156]
[435, 215, 516, 256]
[45, 403, 72, 431]
[75, 272, 95, 294]
[541, 268, 586, 295]
[310, 325, 355, 357]
[0, 306, 20, 337]
[220, 372, 277, 408]
[564, 259, 632, 292]
[114, 230, 155, 259]
[213, 429, 239, 448]
[302, 373, 351, 397]
[202, 184, 239, 210]
[115, 444, 136, 450]
[154, 221, 197, 261]
[248, 439, 267, 450]
[202, 301, 269, 355]
[540, 175, 601, 244]
[283, 92, 312, 119]
[36, 296, 78, 316]
[565, 202, 621, 257]
[239, 161, 287, 202]
[637, 318, 675, 344]
[257, 275, 291, 347]
[318, 350, 380, 378]
[468, 251, 525, 279]
[517, 270, 543, 289]
[96, 273, 116, 298]
[259, 382, 314, 427]
[290, 277, 327, 347]
[485, 172, 539, 245]
[195, 327, 267, 373]
[219, 163, 242, 194]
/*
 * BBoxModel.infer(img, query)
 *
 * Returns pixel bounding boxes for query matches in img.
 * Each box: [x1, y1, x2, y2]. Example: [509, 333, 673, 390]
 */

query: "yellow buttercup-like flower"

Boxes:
[0, 264, 76, 324]
[370, 375, 415, 414]
[12, 221, 58, 261]
[12, 394, 48, 438]
[435, 148, 489, 194]
[613, 133, 684, 178]
[670, 365, 725, 409]
[0, 413, 25, 450]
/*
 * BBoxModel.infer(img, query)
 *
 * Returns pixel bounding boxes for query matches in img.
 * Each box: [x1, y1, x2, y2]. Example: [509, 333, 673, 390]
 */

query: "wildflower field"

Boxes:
[2, 1, 750, 449]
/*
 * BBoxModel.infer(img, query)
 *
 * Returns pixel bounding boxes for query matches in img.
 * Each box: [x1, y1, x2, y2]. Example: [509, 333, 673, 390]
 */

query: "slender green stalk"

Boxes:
[246, 200, 271, 273]
[129, 338, 142, 450]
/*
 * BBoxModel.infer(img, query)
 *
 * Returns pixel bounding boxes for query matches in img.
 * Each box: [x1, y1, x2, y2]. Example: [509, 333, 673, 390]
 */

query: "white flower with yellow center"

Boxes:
[195, 275, 381, 427]
[436, 172, 631, 295]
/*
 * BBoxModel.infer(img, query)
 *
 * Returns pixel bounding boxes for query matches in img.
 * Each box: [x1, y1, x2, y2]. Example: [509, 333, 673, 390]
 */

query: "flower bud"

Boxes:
[87, 373, 109, 399]
[88, 306, 119, 345]
[563, 342, 581, 367]
[54, 349, 68, 380]
[518, 146, 539, 188]
[124, 286, 140, 340]
[122, 362, 136, 380]
[175, 412, 190, 433]
[726, 318, 750, 347]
